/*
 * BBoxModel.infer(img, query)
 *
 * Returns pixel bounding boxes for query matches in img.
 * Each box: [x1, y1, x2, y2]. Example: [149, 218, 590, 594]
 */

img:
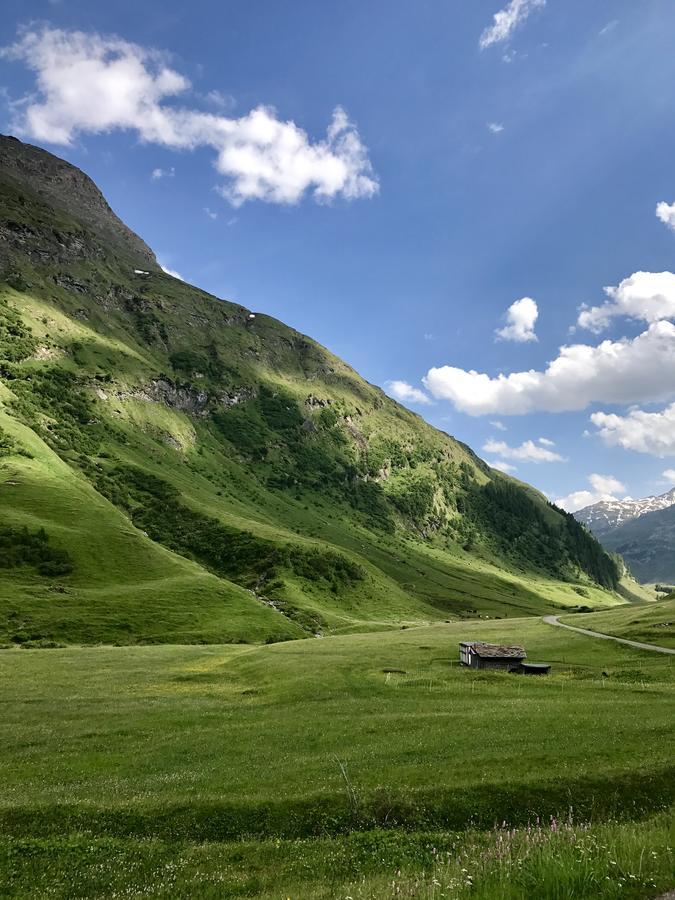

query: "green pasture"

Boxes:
[561, 598, 675, 649]
[0, 615, 673, 896]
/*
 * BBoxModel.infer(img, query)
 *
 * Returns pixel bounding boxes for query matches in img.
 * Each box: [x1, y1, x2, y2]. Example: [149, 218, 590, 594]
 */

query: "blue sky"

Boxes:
[3, 0, 675, 510]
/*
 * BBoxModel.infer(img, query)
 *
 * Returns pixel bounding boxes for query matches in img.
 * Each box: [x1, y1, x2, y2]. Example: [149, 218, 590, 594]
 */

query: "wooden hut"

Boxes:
[459, 641, 526, 671]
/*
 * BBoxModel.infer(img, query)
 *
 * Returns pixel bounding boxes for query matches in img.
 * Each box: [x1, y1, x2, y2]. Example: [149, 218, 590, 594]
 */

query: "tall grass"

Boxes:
[285, 814, 675, 899]
[1, 814, 672, 898]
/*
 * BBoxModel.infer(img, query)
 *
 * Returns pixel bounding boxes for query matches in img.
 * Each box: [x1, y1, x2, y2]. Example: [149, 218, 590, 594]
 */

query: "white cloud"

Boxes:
[489, 459, 517, 474]
[577, 271, 675, 332]
[2, 27, 378, 207]
[656, 201, 675, 232]
[159, 262, 183, 280]
[384, 380, 432, 406]
[555, 473, 627, 512]
[201, 89, 235, 111]
[663, 468, 675, 483]
[538, 437, 555, 447]
[483, 438, 565, 463]
[555, 490, 596, 512]
[588, 473, 626, 496]
[495, 297, 538, 343]
[151, 166, 174, 180]
[590, 402, 675, 457]
[599, 20, 619, 36]
[203, 206, 218, 219]
[479, 0, 546, 50]
[490, 420, 507, 431]
[487, 122, 504, 134]
[424, 321, 675, 415]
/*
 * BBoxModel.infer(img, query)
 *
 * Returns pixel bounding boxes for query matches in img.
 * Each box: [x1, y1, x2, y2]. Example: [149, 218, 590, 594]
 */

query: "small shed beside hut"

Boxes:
[459, 641, 526, 671]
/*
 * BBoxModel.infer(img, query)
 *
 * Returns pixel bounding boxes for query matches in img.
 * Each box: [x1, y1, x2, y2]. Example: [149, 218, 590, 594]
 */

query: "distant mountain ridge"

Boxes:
[574, 488, 675, 536]
[601, 504, 675, 584]
[574, 487, 675, 583]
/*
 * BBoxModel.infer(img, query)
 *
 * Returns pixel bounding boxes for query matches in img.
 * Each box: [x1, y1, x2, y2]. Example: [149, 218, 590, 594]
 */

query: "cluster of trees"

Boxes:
[94, 465, 363, 601]
[0, 525, 73, 576]
[0, 296, 37, 369]
[11, 367, 107, 456]
[456, 480, 619, 589]
[212, 385, 395, 530]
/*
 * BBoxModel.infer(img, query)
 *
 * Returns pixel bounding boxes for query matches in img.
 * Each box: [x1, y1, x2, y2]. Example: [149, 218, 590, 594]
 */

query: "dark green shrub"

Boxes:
[0, 525, 74, 576]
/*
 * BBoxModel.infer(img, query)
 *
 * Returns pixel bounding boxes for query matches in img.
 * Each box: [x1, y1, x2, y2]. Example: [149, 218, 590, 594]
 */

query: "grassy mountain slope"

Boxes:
[0, 135, 622, 644]
[601, 504, 675, 584]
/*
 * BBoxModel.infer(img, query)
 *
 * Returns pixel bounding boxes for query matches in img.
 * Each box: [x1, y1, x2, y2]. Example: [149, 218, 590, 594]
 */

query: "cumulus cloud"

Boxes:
[424, 321, 675, 416]
[490, 420, 507, 431]
[588, 473, 626, 496]
[483, 438, 564, 463]
[495, 297, 538, 343]
[479, 0, 546, 50]
[663, 468, 675, 483]
[2, 27, 378, 206]
[656, 201, 675, 232]
[577, 271, 675, 332]
[384, 380, 432, 406]
[590, 402, 675, 457]
[538, 437, 555, 447]
[488, 459, 517, 474]
[554, 490, 596, 512]
[487, 122, 504, 134]
[203, 206, 218, 220]
[555, 473, 627, 512]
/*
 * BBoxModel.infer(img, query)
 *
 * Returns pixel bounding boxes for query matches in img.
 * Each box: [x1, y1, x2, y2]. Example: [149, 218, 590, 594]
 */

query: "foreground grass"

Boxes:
[1, 814, 673, 898]
[1, 616, 673, 896]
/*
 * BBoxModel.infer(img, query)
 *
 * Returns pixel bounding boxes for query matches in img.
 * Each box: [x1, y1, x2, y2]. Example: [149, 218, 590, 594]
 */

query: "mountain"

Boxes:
[599, 504, 675, 584]
[574, 488, 675, 536]
[0, 135, 619, 646]
[574, 487, 675, 583]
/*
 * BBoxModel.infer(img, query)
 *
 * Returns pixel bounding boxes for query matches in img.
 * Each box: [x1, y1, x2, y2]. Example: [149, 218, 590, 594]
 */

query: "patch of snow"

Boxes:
[575, 487, 675, 534]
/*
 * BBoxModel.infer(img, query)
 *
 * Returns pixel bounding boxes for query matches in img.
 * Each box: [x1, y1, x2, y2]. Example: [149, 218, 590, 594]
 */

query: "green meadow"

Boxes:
[1, 611, 673, 898]
[561, 599, 675, 649]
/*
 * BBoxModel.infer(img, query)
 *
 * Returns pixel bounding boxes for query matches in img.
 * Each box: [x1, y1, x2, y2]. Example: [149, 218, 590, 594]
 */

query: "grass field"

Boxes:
[561, 598, 675, 649]
[1, 615, 673, 897]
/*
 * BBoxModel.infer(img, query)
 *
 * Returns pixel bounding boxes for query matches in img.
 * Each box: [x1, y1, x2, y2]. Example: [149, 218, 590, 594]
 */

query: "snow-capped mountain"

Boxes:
[574, 488, 675, 536]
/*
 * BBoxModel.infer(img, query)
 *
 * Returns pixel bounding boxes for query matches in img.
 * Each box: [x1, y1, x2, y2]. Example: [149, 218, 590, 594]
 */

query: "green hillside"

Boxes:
[0, 135, 621, 645]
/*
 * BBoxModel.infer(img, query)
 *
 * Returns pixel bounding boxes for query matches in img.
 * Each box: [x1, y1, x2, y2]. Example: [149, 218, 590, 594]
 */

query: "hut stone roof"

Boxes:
[460, 641, 526, 659]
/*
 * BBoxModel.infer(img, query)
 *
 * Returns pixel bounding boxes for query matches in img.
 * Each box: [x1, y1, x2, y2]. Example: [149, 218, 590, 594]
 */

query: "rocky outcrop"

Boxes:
[106, 378, 256, 417]
[1, 134, 157, 268]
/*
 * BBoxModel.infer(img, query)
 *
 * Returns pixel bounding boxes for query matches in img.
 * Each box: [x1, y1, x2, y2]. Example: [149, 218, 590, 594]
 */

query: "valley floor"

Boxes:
[1, 605, 674, 898]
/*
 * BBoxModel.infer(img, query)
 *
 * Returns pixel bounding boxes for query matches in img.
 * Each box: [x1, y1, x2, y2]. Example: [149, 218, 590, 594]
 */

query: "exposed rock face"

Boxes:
[110, 379, 256, 416]
[0, 134, 157, 268]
